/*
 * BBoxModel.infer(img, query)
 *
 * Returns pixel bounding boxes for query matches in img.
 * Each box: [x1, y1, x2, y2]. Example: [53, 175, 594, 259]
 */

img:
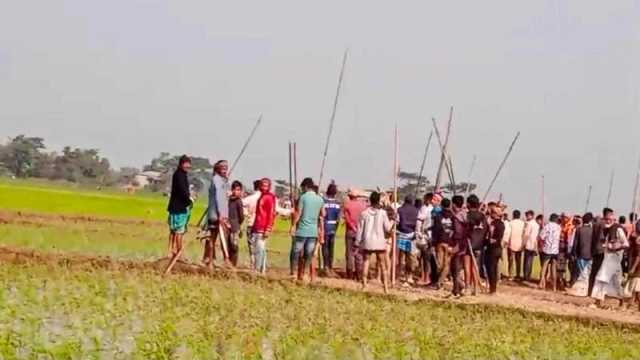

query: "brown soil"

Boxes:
[0, 210, 162, 227]
[2, 246, 640, 327]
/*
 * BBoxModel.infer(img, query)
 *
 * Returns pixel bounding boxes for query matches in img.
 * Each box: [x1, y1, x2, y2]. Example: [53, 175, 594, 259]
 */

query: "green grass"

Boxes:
[0, 180, 205, 221]
[2, 179, 628, 359]
[0, 179, 343, 268]
[1, 262, 639, 359]
[0, 221, 314, 269]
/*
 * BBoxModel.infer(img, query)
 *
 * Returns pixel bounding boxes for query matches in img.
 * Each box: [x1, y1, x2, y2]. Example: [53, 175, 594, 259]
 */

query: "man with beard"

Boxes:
[591, 208, 629, 307]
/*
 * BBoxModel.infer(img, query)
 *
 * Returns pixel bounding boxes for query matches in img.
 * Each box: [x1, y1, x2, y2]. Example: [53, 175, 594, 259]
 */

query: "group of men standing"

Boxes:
[165, 156, 640, 308]
[166, 157, 278, 274]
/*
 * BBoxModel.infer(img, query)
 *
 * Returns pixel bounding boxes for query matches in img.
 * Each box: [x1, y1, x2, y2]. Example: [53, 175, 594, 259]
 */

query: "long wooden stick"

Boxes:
[448, 155, 457, 195]
[318, 49, 349, 189]
[631, 157, 640, 216]
[541, 175, 545, 221]
[164, 235, 197, 275]
[431, 117, 455, 191]
[415, 130, 434, 197]
[584, 184, 592, 214]
[482, 132, 521, 203]
[606, 169, 615, 208]
[196, 116, 263, 229]
[391, 124, 399, 285]
[467, 239, 487, 292]
[434, 107, 454, 191]
[293, 142, 298, 197]
[465, 155, 477, 196]
[218, 226, 229, 261]
[230, 115, 263, 176]
[288, 142, 294, 205]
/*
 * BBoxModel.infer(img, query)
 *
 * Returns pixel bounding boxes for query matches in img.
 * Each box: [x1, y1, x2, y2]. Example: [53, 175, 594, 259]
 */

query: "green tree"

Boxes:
[0, 135, 46, 177]
[52, 147, 112, 184]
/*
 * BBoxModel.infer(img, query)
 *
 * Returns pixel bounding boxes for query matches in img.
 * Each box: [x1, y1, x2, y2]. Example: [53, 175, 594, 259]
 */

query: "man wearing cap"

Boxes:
[204, 160, 230, 268]
[343, 188, 367, 280]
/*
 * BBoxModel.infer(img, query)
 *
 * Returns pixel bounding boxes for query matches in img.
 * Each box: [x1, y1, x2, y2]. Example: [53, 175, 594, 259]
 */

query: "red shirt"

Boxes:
[343, 198, 367, 234]
[252, 192, 276, 234]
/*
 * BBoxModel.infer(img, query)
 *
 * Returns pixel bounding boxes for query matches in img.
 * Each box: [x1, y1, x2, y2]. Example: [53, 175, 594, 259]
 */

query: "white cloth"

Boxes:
[356, 207, 392, 251]
[539, 222, 561, 255]
[242, 191, 261, 227]
[567, 260, 591, 297]
[523, 219, 540, 251]
[508, 219, 526, 252]
[592, 251, 625, 301]
[501, 220, 512, 247]
[415, 204, 433, 245]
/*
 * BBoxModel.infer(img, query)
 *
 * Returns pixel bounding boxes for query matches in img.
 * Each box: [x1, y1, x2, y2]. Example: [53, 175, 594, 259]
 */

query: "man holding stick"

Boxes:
[166, 155, 193, 259]
[466, 194, 489, 294]
[203, 160, 230, 268]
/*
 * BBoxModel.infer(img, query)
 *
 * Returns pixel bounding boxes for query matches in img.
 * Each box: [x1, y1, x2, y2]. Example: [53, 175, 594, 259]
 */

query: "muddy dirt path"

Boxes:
[2, 246, 639, 327]
[0, 210, 162, 227]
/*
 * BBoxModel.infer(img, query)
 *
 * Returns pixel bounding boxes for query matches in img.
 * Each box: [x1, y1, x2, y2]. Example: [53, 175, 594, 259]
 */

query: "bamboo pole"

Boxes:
[230, 115, 263, 176]
[391, 124, 399, 285]
[431, 117, 455, 191]
[448, 155, 457, 195]
[434, 106, 454, 191]
[195, 115, 263, 230]
[465, 155, 477, 196]
[606, 169, 615, 208]
[631, 157, 640, 216]
[293, 142, 298, 198]
[288, 142, 294, 208]
[584, 184, 592, 214]
[482, 132, 521, 203]
[541, 175, 545, 221]
[415, 130, 434, 198]
[318, 49, 349, 189]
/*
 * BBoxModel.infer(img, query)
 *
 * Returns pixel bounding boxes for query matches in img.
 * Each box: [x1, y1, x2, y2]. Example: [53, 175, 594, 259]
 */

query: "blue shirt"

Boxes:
[295, 191, 324, 238]
[323, 197, 342, 235]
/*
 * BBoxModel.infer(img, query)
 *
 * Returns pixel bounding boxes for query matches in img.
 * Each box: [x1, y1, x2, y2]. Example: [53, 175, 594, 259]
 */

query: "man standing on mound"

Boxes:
[357, 191, 394, 294]
[290, 178, 325, 282]
[204, 160, 230, 268]
[166, 155, 193, 259]
[250, 178, 276, 274]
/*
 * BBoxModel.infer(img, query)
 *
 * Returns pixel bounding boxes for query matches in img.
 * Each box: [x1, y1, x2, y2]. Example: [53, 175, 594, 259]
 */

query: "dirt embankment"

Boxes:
[2, 246, 640, 327]
[0, 210, 162, 227]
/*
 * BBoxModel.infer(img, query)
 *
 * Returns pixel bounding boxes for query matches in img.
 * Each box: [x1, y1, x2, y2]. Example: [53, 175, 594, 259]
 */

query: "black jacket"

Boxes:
[572, 224, 593, 260]
[167, 168, 192, 213]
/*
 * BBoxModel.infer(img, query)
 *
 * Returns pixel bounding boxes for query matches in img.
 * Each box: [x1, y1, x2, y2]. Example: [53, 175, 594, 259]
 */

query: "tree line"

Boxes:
[0, 134, 476, 197]
[0, 135, 212, 193]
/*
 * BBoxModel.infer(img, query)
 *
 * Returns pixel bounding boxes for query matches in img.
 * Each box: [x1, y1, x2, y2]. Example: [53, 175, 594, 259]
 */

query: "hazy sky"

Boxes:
[1, 1, 639, 213]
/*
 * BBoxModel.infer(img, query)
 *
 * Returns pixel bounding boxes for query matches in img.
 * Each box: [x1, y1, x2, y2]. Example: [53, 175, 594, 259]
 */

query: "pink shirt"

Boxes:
[343, 198, 367, 234]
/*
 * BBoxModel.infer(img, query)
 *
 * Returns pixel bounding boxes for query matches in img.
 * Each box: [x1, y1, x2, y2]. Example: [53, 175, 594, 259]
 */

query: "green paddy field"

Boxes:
[1, 178, 639, 359]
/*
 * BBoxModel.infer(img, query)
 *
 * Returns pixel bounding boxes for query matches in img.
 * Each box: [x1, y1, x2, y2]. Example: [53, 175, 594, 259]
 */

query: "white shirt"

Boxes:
[523, 219, 540, 251]
[509, 218, 526, 252]
[242, 191, 261, 227]
[540, 222, 561, 255]
[502, 220, 512, 247]
[416, 204, 434, 240]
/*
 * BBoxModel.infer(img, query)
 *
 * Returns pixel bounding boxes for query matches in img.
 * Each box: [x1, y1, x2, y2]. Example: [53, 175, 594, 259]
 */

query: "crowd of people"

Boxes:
[166, 155, 640, 309]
